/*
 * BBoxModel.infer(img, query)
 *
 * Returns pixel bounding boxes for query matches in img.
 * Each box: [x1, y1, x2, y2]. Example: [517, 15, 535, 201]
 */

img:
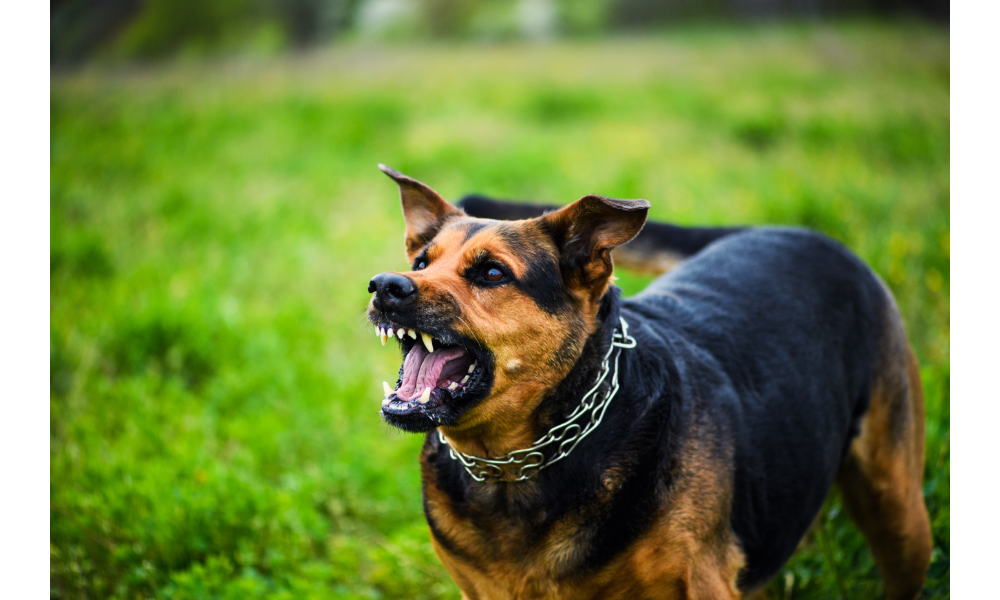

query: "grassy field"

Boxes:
[51, 22, 949, 599]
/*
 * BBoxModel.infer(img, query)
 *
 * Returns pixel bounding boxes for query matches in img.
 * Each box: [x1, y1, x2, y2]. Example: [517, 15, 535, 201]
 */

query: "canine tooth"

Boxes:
[447, 382, 458, 391]
[421, 332, 434, 353]
[419, 387, 432, 404]
[397, 328, 405, 339]
[383, 381, 393, 396]
[461, 375, 469, 384]
[468, 361, 477, 373]
[408, 329, 417, 339]
[380, 332, 387, 345]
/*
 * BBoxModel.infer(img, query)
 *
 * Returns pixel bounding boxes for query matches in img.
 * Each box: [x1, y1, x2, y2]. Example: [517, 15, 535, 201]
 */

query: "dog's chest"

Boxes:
[422, 467, 676, 599]
[419, 418, 748, 599]
[424, 501, 613, 600]
[423, 483, 740, 600]
[421, 466, 603, 593]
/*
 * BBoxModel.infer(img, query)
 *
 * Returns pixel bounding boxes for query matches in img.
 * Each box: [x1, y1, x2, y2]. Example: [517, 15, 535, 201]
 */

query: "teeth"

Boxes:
[421, 332, 434, 353]
[419, 387, 432, 404]
[447, 382, 458, 390]
[397, 328, 405, 340]
[461, 375, 469, 384]
[468, 361, 477, 373]
[408, 329, 417, 339]
[387, 327, 394, 338]
[376, 327, 381, 337]
[383, 381, 393, 397]
[380, 331, 387, 345]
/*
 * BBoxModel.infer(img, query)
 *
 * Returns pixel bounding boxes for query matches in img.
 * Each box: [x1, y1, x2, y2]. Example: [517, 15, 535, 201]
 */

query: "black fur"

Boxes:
[457, 195, 556, 221]
[422, 225, 887, 590]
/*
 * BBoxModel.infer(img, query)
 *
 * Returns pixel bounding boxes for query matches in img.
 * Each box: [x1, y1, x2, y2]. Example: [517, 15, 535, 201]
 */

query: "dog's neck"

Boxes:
[437, 289, 624, 470]
[533, 288, 623, 434]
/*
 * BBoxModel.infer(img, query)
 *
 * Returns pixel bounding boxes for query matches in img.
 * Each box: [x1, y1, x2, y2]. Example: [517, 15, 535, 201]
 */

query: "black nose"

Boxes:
[368, 272, 416, 310]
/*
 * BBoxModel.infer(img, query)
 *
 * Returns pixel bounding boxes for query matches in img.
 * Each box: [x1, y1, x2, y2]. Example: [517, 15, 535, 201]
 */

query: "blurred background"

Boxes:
[51, 0, 948, 64]
[50, 1, 949, 598]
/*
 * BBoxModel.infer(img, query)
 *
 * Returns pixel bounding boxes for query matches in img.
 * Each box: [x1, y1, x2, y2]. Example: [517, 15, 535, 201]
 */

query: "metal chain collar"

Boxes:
[437, 317, 637, 482]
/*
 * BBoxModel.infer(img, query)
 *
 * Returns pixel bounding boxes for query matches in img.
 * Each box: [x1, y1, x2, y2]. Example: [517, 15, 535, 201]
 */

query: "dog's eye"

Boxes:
[414, 260, 427, 271]
[484, 267, 505, 282]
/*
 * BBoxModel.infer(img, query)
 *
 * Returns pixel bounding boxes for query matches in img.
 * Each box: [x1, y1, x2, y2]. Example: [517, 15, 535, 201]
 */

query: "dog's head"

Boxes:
[367, 165, 648, 445]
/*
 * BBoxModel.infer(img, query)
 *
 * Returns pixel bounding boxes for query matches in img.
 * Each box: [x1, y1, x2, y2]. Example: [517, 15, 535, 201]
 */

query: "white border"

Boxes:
[951, 1, 995, 596]
[1, 1, 51, 596]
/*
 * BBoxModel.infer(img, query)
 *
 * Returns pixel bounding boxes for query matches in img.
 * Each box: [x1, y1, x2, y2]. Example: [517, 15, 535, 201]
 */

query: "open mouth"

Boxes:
[372, 321, 490, 432]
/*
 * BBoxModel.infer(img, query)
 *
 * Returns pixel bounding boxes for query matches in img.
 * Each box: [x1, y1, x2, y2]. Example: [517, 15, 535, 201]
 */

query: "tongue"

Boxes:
[397, 344, 468, 401]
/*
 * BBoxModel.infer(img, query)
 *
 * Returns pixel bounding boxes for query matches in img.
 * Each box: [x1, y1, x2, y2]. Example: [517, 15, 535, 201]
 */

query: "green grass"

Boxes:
[51, 22, 949, 599]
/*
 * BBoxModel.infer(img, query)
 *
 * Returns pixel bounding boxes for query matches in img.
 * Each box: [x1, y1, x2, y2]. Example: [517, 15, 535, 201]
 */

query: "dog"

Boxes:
[366, 165, 932, 599]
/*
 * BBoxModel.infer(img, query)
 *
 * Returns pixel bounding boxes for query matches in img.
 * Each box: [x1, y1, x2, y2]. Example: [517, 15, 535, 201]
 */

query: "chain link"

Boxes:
[438, 317, 636, 482]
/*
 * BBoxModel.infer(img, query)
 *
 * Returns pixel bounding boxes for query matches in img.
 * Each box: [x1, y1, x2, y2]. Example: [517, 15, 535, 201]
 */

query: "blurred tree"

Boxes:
[271, 0, 361, 47]
[51, 0, 142, 64]
[610, 0, 948, 26]
[49, 0, 948, 64]
[420, 0, 477, 38]
[555, 0, 611, 34]
[112, 0, 262, 58]
[50, 0, 362, 64]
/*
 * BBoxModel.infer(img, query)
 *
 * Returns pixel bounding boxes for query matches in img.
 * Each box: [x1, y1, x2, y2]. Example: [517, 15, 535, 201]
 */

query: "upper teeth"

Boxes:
[373, 324, 438, 353]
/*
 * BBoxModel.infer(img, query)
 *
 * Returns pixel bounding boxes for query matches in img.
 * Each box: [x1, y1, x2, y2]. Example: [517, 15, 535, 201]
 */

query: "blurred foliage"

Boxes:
[51, 0, 358, 62]
[51, 0, 947, 63]
[51, 23, 948, 599]
[112, 0, 264, 58]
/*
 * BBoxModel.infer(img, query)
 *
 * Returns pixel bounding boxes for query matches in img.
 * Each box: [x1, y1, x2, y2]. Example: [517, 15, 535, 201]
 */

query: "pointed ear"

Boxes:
[540, 194, 650, 300]
[379, 164, 464, 258]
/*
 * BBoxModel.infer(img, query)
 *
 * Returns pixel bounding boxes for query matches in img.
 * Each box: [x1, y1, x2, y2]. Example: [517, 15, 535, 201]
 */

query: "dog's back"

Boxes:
[627, 227, 887, 588]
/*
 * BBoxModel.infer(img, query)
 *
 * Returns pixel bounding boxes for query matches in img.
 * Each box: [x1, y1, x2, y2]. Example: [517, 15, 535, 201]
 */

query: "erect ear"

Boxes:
[379, 164, 464, 259]
[540, 194, 650, 301]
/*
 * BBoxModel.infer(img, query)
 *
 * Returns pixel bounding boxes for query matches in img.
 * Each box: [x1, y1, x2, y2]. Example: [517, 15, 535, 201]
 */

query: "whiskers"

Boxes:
[456, 316, 484, 351]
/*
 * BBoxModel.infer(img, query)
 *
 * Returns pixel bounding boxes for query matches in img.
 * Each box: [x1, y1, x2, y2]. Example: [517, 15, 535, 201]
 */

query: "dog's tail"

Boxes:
[457, 195, 743, 275]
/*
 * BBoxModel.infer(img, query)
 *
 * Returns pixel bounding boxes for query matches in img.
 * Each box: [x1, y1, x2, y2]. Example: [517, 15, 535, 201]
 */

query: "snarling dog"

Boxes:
[366, 165, 932, 599]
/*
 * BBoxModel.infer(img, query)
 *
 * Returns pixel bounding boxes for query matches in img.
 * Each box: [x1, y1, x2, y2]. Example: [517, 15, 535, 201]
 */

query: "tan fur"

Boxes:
[611, 246, 686, 275]
[835, 290, 932, 600]
[625, 425, 745, 600]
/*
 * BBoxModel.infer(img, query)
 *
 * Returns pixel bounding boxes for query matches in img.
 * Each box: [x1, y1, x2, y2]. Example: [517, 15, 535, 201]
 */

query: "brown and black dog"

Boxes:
[366, 165, 932, 599]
